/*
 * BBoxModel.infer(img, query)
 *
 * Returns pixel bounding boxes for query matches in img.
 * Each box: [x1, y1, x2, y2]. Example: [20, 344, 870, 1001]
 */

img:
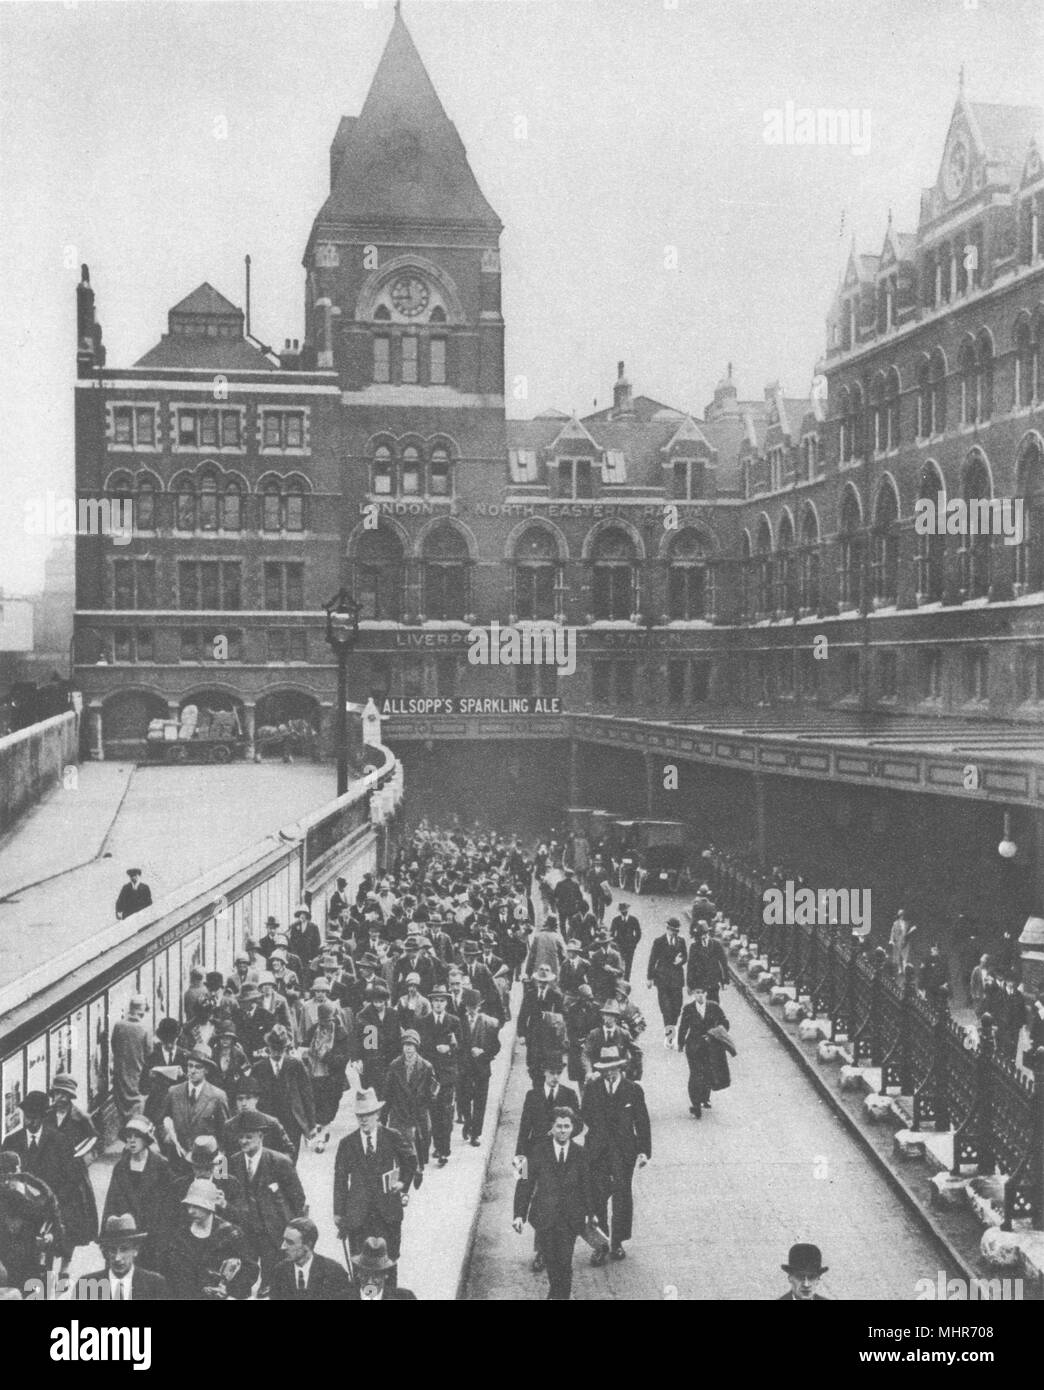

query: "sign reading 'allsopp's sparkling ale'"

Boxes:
[380, 696, 563, 716]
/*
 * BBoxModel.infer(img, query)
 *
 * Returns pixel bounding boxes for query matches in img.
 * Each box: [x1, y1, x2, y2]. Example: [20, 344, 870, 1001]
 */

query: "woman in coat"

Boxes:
[676, 988, 732, 1118]
[210, 1020, 251, 1106]
[44, 1074, 99, 1265]
[101, 1115, 176, 1271]
[303, 1004, 351, 1130]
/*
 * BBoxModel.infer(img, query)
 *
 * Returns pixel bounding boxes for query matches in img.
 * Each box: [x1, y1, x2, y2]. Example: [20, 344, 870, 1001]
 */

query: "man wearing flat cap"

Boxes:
[333, 1089, 417, 1274]
[74, 1214, 169, 1301]
[115, 867, 152, 921]
[779, 1243, 829, 1300]
[384, 1030, 438, 1184]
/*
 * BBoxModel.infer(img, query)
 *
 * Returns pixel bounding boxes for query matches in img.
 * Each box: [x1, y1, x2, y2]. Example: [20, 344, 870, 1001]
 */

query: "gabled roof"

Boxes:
[169, 283, 240, 317]
[549, 414, 601, 453]
[967, 100, 1044, 169]
[661, 415, 712, 454]
[316, 11, 500, 228]
[583, 393, 679, 425]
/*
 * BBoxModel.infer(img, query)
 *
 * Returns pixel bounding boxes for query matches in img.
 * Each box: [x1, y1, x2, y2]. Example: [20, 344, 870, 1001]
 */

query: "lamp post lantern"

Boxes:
[324, 589, 362, 796]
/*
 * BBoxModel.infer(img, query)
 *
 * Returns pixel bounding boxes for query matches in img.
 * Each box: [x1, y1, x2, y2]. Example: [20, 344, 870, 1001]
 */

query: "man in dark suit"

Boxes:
[115, 867, 152, 921]
[420, 987, 463, 1165]
[514, 1058, 582, 1273]
[159, 1047, 230, 1156]
[73, 1214, 170, 1301]
[778, 1243, 829, 1300]
[646, 917, 688, 1044]
[676, 987, 731, 1117]
[686, 921, 729, 1000]
[269, 1217, 353, 1300]
[458, 989, 501, 1145]
[559, 941, 591, 1002]
[552, 869, 585, 931]
[609, 903, 642, 981]
[580, 1046, 652, 1264]
[518, 966, 566, 1084]
[232, 985, 277, 1059]
[289, 906, 322, 970]
[459, 942, 505, 1022]
[252, 1026, 316, 1159]
[582, 999, 641, 1082]
[333, 1089, 417, 1268]
[512, 1107, 595, 1301]
[228, 1117, 307, 1280]
[348, 1236, 417, 1300]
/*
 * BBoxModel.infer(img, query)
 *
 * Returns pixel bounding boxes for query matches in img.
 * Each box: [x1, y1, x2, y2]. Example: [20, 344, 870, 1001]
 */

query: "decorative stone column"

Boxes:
[88, 702, 104, 761]
[243, 702, 256, 761]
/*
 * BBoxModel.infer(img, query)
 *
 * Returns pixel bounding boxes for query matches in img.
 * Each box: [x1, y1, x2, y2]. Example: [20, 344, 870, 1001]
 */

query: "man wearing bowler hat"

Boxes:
[581, 1045, 651, 1265]
[222, 1073, 294, 1159]
[252, 1025, 317, 1160]
[74, 1214, 169, 1301]
[779, 1243, 829, 1300]
[646, 917, 688, 1046]
[333, 1089, 416, 1273]
[228, 1113, 307, 1283]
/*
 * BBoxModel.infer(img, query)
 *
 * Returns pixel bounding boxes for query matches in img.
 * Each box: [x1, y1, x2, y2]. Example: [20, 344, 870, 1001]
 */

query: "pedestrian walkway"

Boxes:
[465, 894, 964, 1300]
[0, 762, 342, 993]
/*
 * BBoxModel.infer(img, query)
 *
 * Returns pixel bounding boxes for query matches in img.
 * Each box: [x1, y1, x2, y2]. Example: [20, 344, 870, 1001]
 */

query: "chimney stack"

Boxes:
[613, 360, 635, 418]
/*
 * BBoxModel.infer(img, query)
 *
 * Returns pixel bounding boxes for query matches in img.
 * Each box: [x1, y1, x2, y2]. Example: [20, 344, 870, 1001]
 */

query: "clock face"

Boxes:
[943, 137, 969, 201]
[389, 275, 430, 318]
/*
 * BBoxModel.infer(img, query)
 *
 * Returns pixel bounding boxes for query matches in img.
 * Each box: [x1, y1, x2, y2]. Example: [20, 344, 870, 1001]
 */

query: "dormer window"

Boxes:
[672, 458, 703, 500]
[559, 458, 593, 499]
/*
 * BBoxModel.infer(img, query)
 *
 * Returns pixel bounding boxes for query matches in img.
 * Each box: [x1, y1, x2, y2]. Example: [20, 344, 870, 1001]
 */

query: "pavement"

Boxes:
[0, 761, 343, 994]
[464, 892, 966, 1301]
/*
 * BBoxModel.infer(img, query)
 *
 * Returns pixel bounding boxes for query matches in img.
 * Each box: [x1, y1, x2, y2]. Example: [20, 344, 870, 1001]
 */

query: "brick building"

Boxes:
[74, 11, 1044, 933]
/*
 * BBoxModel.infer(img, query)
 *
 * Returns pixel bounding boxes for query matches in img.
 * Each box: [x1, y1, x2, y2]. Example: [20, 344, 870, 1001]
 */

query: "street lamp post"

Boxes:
[324, 589, 362, 797]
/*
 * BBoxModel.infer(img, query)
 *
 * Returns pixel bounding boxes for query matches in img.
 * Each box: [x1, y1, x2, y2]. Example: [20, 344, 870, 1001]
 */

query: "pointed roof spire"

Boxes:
[317, 8, 500, 228]
[959, 63, 965, 95]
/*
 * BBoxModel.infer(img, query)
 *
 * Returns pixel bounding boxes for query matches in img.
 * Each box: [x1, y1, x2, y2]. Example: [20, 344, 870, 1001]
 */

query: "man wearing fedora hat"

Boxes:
[588, 932, 626, 1005]
[458, 989, 501, 1144]
[420, 985, 463, 1165]
[222, 1074, 294, 1159]
[518, 964, 565, 1085]
[609, 903, 642, 982]
[102, 1115, 174, 1268]
[581, 1046, 651, 1265]
[348, 1236, 417, 1300]
[582, 1000, 640, 1084]
[253, 1026, 317, 1160]
[270, 1217, 353, 1301]
[228, 1116, 307, 1282]
[779, 1243, 829, 1300]
[333, 1089, 417, 1274]
[160, 1046, 231, 1158]
[646, 917, 688, 1046]
[233, 984, 277, 1058]
[115, 867, 152, 921]
[559, 939, 590, 1002]
[74, 1214, 169, 1301]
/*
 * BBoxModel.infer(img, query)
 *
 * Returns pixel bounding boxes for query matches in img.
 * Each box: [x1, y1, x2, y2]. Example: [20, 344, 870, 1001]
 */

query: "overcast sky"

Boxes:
[2, 0, 1042, 592]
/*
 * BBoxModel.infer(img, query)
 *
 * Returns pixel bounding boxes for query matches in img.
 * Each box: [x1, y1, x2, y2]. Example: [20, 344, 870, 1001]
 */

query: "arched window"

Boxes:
[372, 446, 393, 496]
[837, 387, 851, 462]
[870, 373, 886, 455]
[514, 528, 558, 620]
[429, 305, 447, 324]
[917, 357, 932, 438]
[931, 348, 947, 434]
[222, 479, 242, 531]
[401, 446, 421, 497]
[839, 487, 864, 610]
[135, 475, 155, 530]
[740, 530, 752, 620]
[977, 333, 993, 421]
[775, 512, 795, 613]
[754, 516, 773, 616]
[284, 476, 307, 532]
[429, 447, 451, 497]
[199, 471, 219, 531]
[885, 367, 901, 450]
[423, 524, 470, 620]
[174, 475, 196, 531]
[1015, 436, 1044, 594]
[355, 527, 404, 620]
[961, 452, 992, 599]
[590, 527, 636, 621]
[1015, 316, 1036, 407]
[959, 339, 977, 425]
[850, 383, 865, 459]
[800, 506, 821, 612]
[916, 463, 946, 603]
[871, 479, 899, 606]
[108, 471, 133, 507]
[667, 529, 709, 621]
[262, 480, 282, 532]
